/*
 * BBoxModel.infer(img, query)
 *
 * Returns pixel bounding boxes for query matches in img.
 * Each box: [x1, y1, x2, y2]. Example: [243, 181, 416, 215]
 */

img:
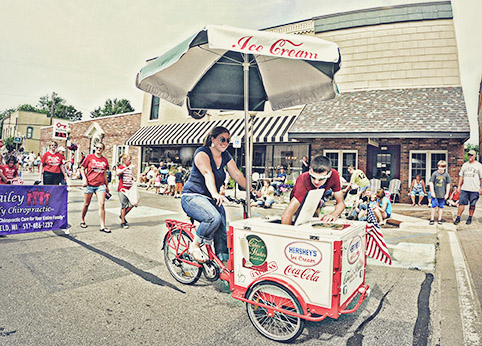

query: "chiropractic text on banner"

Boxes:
[0, 185, 68, 235]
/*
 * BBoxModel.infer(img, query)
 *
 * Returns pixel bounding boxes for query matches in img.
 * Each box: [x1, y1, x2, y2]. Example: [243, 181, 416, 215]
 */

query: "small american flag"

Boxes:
[366, 208, 392, 265]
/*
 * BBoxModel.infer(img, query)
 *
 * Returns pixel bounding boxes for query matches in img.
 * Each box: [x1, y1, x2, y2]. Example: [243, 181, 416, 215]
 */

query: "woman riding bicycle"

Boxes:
[181, 126, 247, 263]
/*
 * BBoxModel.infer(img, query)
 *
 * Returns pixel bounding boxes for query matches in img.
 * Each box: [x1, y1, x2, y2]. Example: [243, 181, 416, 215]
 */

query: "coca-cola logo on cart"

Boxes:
[284, 242, 322, 267]
[284, 265, 320, 282]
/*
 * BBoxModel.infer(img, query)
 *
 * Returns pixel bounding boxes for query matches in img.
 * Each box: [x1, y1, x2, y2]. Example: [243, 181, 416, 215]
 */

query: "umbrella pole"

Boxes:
[243, 54, 251, 217]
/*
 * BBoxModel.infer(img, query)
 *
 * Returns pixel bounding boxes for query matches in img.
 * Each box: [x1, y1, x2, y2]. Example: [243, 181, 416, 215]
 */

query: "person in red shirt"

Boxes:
[116, 153, 135, 229]
[281, 155, 346, 225]
[2, 155, 19, 184]
[80, 142, 111, 233]
[0, 155, 11, 184]
[40, 141, 68, 185]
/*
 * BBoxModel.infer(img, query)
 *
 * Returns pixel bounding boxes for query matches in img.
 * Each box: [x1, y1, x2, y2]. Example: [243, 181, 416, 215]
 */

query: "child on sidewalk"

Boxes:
[428, 160, 451, 225]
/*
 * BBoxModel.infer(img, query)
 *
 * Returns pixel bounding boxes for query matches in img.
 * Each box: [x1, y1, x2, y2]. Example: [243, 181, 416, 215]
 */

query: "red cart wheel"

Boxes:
[246, 281, 305, 342]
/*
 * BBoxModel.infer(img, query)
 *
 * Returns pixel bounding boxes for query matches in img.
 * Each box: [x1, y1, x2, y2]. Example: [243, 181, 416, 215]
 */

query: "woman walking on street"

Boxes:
[181, 126, 247, 263]
[40, 141, 68, 185]
[80, 142, 111, 233]
[117, 154, 135, 229]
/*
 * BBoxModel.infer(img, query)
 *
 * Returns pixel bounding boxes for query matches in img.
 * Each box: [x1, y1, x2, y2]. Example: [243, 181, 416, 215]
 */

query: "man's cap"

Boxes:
[468, 149, 476, 156]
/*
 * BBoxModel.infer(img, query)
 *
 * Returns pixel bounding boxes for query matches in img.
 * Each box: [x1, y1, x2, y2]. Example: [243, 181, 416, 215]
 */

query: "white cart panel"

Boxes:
[230, 217, 366, 309]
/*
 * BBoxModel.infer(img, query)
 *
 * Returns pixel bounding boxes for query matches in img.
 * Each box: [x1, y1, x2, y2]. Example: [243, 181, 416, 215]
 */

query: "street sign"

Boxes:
[53, 121, 68, 140]
[13, 137, 22, 144]
[232, 136, 242, 148]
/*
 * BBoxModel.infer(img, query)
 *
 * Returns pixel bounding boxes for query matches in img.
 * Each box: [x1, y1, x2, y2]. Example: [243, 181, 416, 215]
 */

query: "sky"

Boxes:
[1, 0, 480, 143]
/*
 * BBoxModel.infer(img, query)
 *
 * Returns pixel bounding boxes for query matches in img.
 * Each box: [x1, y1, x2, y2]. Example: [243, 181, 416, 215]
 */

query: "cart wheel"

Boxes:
[246, 281, 305, 342]
[163, 229, 202, 285]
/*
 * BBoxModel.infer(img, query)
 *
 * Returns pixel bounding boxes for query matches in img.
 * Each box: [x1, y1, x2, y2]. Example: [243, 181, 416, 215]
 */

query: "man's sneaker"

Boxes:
[466, 217, 472, 225]
[454, 216, 461, 225]
[429, 220, 434, 225]
[121, 222, 129, 229]
[64, 229, 70, 235]
[437, 220, 443, 225]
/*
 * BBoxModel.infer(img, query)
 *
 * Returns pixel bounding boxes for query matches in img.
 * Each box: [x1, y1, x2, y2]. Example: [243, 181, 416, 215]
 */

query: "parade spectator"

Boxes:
[447, 185, 460, 207]
[409, 174, 427, 206]
[301, 156, 310, 173]
[281, 155, 345, 225]
[343, 165, 370, 197]
[34, 153, 41, 173]
[454, 149, 482, 225]
[182, 126, 247, 263]
[347, 188, 371, 220]
[372, 188, 392, 224]
[80, 142, 111, 233]
[167, 171, 176, 196]
[2, 155, 19, 184]
[357, 191, 378, 222]
[0, 155, 10, 184]
[145, 166, 157, 190]
[57, 146, 67, 185]
[27, 151, 35, 172]
[428, 160, 451, 225]
[154, 170, 162, 194]
[174, 165, 184, 198]
[117, 154, 135, 229]
[40, 141, 68, 185]
[256, 179, 275, 208]
[272, 167, 287, 195]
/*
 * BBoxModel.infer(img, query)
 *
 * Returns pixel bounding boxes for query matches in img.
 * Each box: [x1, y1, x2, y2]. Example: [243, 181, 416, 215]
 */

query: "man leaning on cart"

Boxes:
[281, 155, 346, 225]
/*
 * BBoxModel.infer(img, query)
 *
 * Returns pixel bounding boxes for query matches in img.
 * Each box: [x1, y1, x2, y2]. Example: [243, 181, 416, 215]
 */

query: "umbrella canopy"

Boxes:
[136, 25, 341, 215]
[136, 25, 341, 112]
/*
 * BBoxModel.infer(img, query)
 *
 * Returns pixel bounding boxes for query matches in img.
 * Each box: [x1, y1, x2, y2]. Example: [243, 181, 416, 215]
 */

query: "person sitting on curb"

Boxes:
[372, 188, 392, 225]
[409, 174, 427, 207]
[347, 188, 371, 220]
[447, 185, 460, 207]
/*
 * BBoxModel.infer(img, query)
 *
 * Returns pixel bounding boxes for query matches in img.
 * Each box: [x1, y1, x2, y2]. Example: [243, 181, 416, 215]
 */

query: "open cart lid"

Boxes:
[294, 188, 325, 226]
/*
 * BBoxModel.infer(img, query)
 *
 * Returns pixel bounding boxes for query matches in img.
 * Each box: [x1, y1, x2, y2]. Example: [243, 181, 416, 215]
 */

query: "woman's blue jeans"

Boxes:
[181, 194, 228, 261]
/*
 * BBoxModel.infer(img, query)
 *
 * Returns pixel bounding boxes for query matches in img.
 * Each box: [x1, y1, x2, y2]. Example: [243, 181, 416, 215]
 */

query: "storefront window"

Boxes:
[410, 151, 447, 181]
[324, 150, 358, 181]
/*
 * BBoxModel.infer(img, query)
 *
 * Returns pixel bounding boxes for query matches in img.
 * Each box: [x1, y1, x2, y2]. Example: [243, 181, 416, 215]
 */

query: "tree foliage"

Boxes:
[0, 92, 83, 122]
[3, 137, 16, 153]
[38, 93, 83, 121]
[91, 98, 134, 118]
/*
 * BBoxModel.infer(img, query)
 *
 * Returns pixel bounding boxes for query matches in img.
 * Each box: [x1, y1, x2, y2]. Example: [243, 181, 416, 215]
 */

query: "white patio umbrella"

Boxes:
[136, 24, 341, 216]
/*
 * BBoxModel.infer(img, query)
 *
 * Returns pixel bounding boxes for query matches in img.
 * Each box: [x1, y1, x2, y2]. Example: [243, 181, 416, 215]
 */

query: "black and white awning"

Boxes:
[126, 115, 298, 146]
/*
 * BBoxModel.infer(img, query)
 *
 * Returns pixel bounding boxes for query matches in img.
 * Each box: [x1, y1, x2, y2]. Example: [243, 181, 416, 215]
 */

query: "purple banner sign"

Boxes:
[0, 185, 68, 235]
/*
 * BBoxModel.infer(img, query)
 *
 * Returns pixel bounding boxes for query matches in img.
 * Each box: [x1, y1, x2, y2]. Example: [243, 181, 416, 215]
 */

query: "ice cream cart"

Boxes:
[226, 216, 370, 342]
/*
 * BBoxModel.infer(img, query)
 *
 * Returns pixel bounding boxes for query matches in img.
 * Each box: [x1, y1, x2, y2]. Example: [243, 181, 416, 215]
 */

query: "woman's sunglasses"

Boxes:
[218, 137, 230, 144]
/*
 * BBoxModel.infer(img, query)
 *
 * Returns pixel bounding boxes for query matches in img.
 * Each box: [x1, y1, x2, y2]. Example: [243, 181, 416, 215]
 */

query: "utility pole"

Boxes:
[478, 79, 482, 162]
[50, 92, 57, 126]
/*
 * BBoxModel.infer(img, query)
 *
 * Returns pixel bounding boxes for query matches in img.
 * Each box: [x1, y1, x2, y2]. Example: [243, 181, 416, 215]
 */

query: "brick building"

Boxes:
[40, 112, 142, 176]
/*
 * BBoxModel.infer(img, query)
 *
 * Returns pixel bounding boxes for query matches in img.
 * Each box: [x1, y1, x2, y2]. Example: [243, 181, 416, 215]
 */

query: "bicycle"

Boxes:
[163, 195, 246, 285]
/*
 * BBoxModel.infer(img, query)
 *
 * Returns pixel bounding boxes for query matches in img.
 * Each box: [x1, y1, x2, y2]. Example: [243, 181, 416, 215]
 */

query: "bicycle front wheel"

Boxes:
[246, 281, 305, 342]
[163, 228, 202, 285]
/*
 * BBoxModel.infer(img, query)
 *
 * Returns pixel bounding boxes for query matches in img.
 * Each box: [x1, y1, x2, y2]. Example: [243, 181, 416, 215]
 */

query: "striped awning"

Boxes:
[126, 115, 298, 146]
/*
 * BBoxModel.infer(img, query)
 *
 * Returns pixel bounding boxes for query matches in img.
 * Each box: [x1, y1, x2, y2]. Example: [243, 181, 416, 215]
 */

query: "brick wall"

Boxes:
[311, 137, 465, 203]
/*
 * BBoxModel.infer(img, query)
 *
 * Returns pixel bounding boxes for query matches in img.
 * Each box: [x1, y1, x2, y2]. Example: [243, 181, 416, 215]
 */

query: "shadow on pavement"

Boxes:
[63, 234, 185, 294]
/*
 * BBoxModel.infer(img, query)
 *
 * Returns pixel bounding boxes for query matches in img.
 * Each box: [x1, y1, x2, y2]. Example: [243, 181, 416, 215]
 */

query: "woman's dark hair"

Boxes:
[376, 188, 385, 199]
[6, 155, 17, 164]
[204, 126, 230, 147]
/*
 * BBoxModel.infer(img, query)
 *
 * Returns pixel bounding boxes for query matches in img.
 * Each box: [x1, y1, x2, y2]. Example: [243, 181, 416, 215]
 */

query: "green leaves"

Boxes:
[90, 98, 134, 118]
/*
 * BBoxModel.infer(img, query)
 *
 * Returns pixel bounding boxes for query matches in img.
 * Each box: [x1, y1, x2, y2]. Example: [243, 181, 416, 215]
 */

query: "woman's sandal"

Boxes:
[189, 243, 207, 263]
[80, 222, 88, 228]
[99, 228, 111, 233]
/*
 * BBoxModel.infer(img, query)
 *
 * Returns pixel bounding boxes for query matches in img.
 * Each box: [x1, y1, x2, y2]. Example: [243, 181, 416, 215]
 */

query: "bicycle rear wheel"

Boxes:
[246, 281, 305, 342]
[164, 228, 202, 285]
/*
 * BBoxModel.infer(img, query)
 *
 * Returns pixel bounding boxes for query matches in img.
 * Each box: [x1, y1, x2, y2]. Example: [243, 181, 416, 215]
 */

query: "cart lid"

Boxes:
[294, 188, 325, 226]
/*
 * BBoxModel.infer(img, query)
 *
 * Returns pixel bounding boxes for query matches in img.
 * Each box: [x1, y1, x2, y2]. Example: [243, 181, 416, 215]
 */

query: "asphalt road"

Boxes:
[1, 174, 481, 345]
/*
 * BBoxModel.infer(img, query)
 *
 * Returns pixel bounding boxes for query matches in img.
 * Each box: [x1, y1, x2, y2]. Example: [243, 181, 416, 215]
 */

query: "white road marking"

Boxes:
[105, 206, 177, 219]
[448, 231, 480, 345]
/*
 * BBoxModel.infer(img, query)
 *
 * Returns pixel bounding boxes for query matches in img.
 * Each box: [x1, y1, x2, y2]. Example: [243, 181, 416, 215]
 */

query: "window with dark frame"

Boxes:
[150, 96, 160, 120]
